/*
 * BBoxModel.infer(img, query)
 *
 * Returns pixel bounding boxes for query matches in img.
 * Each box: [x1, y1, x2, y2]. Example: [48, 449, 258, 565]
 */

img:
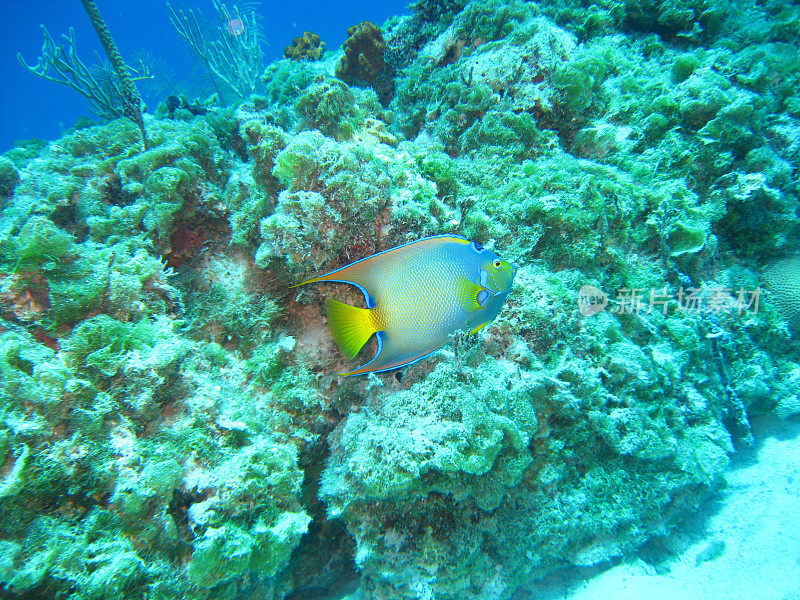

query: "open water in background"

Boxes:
[0, 0, 408, 151]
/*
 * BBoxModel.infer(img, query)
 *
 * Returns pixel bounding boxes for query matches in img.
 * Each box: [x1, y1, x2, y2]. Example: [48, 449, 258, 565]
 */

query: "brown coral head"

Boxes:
[284, 31, 326, 61]
[336, 21, 386, 84]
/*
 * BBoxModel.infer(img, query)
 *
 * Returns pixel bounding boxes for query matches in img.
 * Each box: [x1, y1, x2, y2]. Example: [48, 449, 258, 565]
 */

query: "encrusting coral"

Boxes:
[1, 0, 799, 598]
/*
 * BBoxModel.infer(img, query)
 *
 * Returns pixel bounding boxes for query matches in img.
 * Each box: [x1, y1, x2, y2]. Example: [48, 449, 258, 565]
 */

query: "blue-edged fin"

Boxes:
[325, 298, 379, 359]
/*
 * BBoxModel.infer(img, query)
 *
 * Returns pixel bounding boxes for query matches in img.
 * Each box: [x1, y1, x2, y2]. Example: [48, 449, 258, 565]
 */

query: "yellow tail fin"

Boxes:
[324, 298, 379, 359]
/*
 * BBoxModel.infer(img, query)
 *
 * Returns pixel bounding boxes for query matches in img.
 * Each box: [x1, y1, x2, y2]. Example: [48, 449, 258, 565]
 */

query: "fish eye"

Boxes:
[493, 259, 502, 269]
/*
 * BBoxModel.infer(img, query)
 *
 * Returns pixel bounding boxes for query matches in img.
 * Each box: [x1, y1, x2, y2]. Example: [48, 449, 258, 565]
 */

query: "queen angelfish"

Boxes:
[294, 235, 518, 376]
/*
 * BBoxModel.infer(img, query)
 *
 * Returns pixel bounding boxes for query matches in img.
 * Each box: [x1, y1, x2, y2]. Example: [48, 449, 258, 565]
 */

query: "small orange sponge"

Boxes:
[284, 31, 326, 61]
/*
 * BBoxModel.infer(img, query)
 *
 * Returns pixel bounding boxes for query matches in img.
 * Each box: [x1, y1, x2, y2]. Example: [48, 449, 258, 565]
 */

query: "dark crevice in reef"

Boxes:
[49, 203, 88, 243]
[98, 172, 137, 207]
[286, 437, 359, 600]
[0, 585, 72, 600]
[167, 488, 204, 536]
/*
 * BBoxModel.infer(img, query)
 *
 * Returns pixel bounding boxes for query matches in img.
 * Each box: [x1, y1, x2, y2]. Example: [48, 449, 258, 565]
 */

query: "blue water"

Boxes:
[0, 0, 408, 151]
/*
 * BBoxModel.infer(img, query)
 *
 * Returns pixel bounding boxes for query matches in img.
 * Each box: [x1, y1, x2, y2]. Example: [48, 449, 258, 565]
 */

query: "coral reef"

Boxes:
[284, 31, 326, 61]
[336, 21, 387, 85]
[336, 21, 395, 105]
[1, 0, 799, 599]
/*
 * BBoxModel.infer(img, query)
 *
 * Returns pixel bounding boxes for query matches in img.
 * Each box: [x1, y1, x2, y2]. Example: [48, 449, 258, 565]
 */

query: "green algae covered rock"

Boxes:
[667, 220, 708, 257]
[0, 157, 20, 200]
[322, 359, 539, 513]
[295, 79, 360, 140]
[112, 458, 183, 520]
[256, 130, 393, 270]
[5, 514, 147, 598]
[0, 317, 314, 599]
[184, 439, 311, 589]
[12, 215, 76, 271]
[142, 166, 189, 243]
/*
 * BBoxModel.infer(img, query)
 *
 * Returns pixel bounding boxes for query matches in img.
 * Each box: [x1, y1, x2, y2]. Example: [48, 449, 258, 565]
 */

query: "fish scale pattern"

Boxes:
[377, 263, 466, 348]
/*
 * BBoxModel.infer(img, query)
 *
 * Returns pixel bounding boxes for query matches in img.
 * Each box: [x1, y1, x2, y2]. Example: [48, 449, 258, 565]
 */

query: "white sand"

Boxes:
[537, 415, 800, 600]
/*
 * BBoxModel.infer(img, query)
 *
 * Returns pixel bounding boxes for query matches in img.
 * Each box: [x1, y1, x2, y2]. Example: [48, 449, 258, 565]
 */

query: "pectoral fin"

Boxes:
[456, 276, 490, 312]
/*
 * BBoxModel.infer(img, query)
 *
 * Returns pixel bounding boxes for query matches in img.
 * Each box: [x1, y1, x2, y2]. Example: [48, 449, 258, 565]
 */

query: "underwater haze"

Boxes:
[0, 0, 799, 599]
[0, 0, 407, 150]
